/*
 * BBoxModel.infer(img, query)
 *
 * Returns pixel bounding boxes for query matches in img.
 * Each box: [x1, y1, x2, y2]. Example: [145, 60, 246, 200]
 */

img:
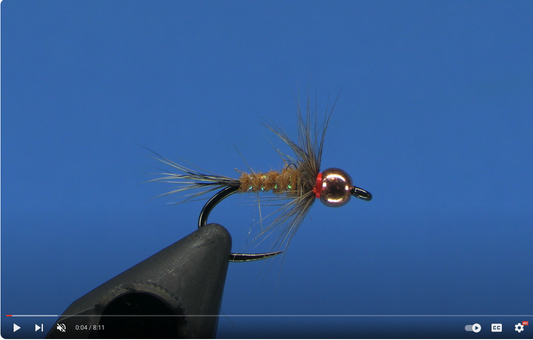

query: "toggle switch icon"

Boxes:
[465, 323, 482, 333]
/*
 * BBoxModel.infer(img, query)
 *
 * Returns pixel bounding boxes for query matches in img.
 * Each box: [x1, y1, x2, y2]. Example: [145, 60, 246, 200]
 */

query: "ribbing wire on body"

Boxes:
[238, 167, 302, 195]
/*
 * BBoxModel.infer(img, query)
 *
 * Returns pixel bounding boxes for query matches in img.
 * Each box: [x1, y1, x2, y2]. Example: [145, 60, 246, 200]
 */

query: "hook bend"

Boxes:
[198, 186, 283, 262]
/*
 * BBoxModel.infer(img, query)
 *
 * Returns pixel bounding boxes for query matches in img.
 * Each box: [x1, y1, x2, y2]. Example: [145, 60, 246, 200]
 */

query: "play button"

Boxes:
[13, 323, 21, 332]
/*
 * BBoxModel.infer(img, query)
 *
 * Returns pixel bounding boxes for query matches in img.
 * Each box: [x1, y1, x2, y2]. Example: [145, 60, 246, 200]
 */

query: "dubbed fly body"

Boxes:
[148, 93, 372, 262]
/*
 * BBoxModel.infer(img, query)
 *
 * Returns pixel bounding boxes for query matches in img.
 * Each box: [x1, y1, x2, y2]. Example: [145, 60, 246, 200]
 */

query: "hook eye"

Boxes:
[351, 186, 372, 201]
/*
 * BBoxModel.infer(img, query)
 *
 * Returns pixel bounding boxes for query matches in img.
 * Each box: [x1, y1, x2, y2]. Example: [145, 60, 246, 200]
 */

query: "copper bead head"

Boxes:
[317, 168, 372, 207]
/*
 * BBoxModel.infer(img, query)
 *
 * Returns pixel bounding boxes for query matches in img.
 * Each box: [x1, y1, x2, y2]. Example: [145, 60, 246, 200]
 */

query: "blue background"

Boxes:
[2, 1, 533, 338]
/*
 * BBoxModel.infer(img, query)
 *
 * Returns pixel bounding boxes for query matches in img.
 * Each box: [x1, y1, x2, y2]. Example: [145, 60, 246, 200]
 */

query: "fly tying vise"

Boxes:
[149, 95, 372, 262]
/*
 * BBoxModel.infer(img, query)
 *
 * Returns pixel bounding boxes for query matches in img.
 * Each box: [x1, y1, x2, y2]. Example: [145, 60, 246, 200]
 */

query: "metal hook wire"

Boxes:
[351, 186, 372, 201]
[198, 186, 283, 262]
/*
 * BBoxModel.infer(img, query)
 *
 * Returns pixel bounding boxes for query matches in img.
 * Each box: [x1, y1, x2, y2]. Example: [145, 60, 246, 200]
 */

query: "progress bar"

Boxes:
[6, 314, 533, 318]
[6, 315, 59, 317]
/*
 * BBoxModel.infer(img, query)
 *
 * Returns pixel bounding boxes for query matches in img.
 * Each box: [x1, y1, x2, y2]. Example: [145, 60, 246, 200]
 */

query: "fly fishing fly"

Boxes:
[148, 93, 372, 262]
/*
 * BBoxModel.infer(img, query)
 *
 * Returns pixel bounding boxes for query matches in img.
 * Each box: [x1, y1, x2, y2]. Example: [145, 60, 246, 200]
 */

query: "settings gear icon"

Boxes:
[515, 323, 525, 333]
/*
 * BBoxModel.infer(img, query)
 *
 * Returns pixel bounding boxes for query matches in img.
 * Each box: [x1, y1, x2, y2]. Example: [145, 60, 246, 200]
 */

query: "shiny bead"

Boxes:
[319, 168, 353, 207]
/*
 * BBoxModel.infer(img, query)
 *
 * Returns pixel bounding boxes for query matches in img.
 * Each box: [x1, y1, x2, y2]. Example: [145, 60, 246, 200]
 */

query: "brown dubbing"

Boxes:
[238, 167, 301, 196]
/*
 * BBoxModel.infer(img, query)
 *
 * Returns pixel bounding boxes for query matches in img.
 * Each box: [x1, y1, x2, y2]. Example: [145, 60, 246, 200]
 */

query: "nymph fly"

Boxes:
[148, 93, 372, 262]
